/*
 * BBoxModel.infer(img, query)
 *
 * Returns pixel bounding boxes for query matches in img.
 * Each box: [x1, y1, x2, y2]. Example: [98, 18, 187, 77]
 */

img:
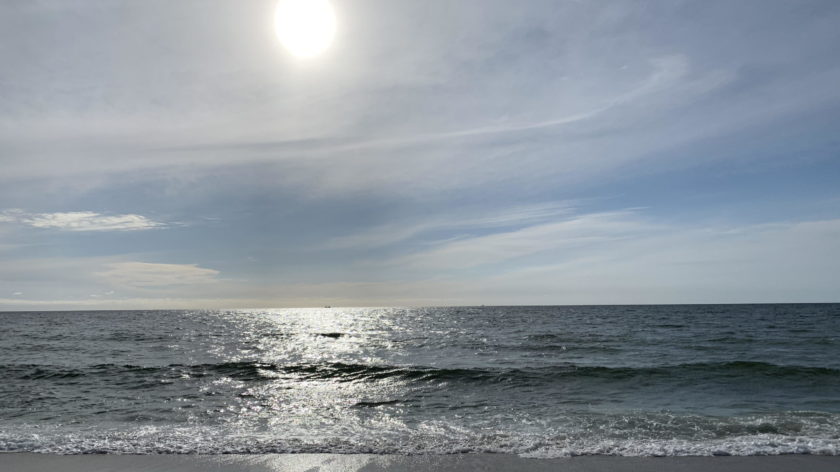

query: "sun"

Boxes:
[275, 0, 337, 58]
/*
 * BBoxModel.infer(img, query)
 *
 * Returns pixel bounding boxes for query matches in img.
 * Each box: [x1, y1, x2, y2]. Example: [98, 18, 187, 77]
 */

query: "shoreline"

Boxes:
[2, 453, 839, 472]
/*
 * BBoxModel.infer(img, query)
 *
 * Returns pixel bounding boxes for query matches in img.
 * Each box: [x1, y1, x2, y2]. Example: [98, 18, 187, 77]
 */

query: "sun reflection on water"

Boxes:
[190, 308, 423, 440]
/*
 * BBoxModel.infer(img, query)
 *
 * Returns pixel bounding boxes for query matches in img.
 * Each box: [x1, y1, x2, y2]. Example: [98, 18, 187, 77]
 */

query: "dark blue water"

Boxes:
[1, 304, 839, 456]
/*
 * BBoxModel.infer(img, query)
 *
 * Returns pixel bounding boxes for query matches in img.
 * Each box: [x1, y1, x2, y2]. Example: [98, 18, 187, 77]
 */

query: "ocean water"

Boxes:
[1, 304, 839, 457]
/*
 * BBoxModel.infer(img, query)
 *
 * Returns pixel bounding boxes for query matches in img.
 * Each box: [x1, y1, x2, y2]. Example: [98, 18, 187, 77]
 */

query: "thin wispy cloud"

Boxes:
[325, 201, 574, 249]
[97, 262, 220, 288]
[0, 210, 163, 232]
[392, 210, 654, 271]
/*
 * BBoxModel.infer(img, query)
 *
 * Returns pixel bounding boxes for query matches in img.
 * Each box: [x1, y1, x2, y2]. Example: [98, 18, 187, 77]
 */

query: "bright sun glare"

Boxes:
[275, 0, 337, 58]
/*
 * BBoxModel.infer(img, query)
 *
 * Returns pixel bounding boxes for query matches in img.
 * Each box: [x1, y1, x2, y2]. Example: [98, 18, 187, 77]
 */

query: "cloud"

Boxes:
[0, 257, 224, 307]
[371, 55, 694, 143]
[459, 218, 840, 305]
[0, 1, 838, 309]
[325, 201, 574, 249]
[392, 210, 652, 270]
[97, 262, 220, 288]
[0, 213, 837, 309]
[0, 209, 163, 231]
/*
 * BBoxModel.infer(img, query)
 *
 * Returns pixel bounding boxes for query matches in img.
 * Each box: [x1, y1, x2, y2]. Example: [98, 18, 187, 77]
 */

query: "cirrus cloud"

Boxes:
[0, 209, 164, 232]
[97, 262, 220, 288]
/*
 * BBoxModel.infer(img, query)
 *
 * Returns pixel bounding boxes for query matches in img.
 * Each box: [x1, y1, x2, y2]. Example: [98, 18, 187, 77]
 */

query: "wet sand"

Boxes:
[1, 453, 839, 472]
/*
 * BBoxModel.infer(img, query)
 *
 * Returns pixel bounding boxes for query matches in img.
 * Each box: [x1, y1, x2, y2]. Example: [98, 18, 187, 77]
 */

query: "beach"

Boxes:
[2, 453, 840, 472]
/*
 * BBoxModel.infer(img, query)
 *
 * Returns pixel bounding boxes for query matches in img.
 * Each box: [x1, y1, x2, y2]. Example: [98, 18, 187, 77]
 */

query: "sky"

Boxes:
[1, 0, 839, 309]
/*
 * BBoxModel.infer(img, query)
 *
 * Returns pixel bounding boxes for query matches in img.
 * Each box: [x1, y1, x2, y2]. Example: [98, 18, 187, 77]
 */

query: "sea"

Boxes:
[1, 304, 839, 457]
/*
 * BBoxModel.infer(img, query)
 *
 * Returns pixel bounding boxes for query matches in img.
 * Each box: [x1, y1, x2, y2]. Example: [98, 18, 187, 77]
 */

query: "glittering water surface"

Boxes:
[1, 304, 839, 456]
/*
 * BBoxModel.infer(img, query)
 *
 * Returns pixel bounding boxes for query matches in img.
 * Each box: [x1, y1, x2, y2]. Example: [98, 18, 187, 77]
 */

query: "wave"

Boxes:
[5, 361, 840, 384]
[1, 422, 839, 456]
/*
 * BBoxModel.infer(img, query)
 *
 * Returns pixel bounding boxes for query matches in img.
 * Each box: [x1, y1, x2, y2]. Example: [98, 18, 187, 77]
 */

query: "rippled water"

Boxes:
[1, 304, 839, 456]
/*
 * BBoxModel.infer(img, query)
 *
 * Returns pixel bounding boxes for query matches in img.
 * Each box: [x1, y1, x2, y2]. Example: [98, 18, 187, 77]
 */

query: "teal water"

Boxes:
[1, 304, 839, 456]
